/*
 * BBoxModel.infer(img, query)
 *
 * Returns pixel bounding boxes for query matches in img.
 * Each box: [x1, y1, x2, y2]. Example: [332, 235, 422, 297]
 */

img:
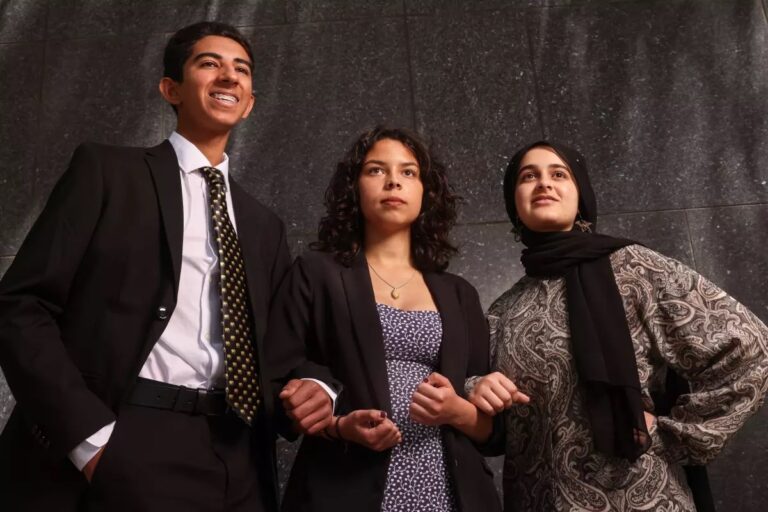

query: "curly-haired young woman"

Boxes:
[264, 126, 503, 512]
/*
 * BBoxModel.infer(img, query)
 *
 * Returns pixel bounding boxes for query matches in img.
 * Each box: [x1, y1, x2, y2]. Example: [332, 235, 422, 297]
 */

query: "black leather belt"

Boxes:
[128, 377, 227, 416]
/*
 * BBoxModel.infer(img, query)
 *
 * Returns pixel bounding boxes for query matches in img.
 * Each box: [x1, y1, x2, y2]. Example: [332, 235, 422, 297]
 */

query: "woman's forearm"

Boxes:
[448, 395, 493, 443]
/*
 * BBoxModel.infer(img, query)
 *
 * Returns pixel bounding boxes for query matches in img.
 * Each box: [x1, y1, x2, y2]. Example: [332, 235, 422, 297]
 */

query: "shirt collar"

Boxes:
[168, 131, 230, 182]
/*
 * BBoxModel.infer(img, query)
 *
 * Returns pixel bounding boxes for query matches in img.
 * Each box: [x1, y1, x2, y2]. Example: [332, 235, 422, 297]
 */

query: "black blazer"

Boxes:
[0, 141, 295, 510]
[264, 250, 501, 512]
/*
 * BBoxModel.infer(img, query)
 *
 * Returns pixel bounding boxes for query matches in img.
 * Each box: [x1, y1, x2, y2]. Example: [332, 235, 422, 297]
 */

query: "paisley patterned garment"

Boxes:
[482, 245, 768, 511]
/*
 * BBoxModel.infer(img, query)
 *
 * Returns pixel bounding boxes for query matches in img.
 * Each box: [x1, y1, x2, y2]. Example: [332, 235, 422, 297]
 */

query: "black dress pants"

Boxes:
[80, 403, 272, 512]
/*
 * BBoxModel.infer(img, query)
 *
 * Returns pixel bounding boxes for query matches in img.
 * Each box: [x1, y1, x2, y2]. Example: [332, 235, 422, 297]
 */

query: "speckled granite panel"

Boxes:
[686, 204, 768, 324]
[449, 223, 524, 311]
[598, 210, 694, 267]
[276, 436, 300, 497]
[709, 405, 768, 512]
[47, 0, 285, 39]
[407, 9, 541, 225]
[287, 233, 315, 260]
[0, 369, 13, 433]
[226, 20, 413, 234]
[0, 0, 47, 43]
[0, 257, 12, 279]
[36, 34, 167, 199]
[0, 258, 14, 433]
[286, 0, 403, 22]
[406, 0, 642, 15]
[0, 43, 43, 255]
[529, 0, 768, 213]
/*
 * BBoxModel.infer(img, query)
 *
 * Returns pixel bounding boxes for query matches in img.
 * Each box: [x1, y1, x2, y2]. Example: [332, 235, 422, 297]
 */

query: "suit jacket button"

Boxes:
[156, 306, 169, 320]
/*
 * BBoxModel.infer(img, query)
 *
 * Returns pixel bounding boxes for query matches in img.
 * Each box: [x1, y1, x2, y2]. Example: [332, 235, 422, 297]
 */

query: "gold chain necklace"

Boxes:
[368, 263, 416, 300]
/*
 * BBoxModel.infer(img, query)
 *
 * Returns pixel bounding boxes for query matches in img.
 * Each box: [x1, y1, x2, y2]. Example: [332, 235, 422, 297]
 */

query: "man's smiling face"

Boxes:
[165, 35, 255, 136]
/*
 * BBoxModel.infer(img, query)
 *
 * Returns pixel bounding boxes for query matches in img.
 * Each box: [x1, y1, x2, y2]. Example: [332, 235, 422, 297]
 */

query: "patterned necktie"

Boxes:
[199, 166, 259, 425]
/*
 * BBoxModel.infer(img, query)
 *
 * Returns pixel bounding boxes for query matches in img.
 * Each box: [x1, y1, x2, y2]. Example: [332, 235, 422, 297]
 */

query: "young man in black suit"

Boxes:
[0, 21, 335, 512]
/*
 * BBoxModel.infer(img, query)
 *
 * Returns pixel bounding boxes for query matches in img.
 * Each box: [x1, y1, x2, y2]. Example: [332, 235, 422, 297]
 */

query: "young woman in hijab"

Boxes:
[264, 126, 501, 512]
[468, 141, 768, 512]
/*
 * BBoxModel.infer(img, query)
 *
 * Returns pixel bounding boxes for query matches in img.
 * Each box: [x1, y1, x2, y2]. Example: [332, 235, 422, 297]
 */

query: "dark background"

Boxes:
[1, 0, 767, 509]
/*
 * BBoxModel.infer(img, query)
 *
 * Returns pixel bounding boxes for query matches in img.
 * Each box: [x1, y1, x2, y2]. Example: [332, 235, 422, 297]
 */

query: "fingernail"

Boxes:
[423, 377, 429, 383]
[380, 411, 387, 419]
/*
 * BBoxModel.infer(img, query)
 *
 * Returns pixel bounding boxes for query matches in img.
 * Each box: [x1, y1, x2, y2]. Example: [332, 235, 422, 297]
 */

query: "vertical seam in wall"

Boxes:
[762, 0, 768, 25]
[32, 0, 52, 205]
[683, 209, 698, 270]
[402, 10, 419, 131]
[523, 11, 547, 139]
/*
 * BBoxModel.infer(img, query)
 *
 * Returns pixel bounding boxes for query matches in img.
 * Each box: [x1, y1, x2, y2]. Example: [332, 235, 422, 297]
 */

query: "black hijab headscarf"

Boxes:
[504, 141, 650, 461]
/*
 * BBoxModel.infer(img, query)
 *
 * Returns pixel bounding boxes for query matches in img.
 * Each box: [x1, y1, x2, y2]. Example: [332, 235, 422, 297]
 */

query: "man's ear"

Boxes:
[158, 77, 181, 107]
[240, 91, 255, 120]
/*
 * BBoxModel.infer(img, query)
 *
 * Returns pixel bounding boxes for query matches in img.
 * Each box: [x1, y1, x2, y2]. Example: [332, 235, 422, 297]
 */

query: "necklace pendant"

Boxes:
[390, 288, 400, 299]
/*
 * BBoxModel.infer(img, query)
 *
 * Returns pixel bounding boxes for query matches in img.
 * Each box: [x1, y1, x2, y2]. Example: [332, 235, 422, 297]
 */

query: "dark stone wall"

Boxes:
[1, 0, 766, 509]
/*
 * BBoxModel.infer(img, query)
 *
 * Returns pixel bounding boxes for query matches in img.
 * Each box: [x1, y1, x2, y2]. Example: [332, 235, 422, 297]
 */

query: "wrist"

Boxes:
[452, 397, 493, 443]
[335, 415, 347, 441]
[447, 395, 474, 428]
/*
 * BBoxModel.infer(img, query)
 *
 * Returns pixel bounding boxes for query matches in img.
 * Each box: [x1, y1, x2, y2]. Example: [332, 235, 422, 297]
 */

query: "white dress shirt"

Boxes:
[69, 133, 334, 470]
[140, 131, 235, 389]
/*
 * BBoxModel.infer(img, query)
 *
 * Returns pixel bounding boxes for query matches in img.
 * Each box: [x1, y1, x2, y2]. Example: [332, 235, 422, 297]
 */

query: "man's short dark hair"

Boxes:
[163, 21, 254, 82]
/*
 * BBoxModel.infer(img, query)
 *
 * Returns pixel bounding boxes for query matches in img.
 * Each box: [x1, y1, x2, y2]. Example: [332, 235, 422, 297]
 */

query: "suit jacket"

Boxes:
[0, 140, 296, 510]
[264, 250, 502, 512]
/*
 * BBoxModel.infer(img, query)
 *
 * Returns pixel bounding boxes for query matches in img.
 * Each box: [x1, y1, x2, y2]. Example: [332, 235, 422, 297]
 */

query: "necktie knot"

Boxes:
[198, 166, 226, 190]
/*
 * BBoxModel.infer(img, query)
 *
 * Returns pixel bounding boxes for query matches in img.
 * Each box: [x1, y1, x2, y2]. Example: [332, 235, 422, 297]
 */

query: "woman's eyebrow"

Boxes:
[363, 159, 418, 167]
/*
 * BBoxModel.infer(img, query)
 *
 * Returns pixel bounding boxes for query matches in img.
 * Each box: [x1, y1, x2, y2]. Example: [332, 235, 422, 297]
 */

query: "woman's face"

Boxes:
[514, 146, 579, 232]
[358, 138, 424, 234]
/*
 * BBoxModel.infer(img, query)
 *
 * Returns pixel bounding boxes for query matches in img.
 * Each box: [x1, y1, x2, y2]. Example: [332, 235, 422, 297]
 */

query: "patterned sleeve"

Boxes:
[464, 300, 505, 395]
[634, 246, 768, 464]
[463, 293, 522, 456]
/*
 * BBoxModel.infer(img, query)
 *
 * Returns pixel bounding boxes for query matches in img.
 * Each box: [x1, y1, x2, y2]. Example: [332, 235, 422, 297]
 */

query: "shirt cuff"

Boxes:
[68, 421, 116, 471]
[300, 378, 338, 413]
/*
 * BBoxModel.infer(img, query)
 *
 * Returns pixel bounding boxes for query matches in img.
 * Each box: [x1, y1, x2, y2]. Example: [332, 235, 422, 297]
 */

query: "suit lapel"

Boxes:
[425, 273, 468, 389]
[229, 178, 268, 347]
[145, 141, 183, 295]
[341, 252, 391, 413]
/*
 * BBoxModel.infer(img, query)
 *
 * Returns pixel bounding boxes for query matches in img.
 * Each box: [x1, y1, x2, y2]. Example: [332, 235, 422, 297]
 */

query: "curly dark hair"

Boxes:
[311, 126, 460, 272]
